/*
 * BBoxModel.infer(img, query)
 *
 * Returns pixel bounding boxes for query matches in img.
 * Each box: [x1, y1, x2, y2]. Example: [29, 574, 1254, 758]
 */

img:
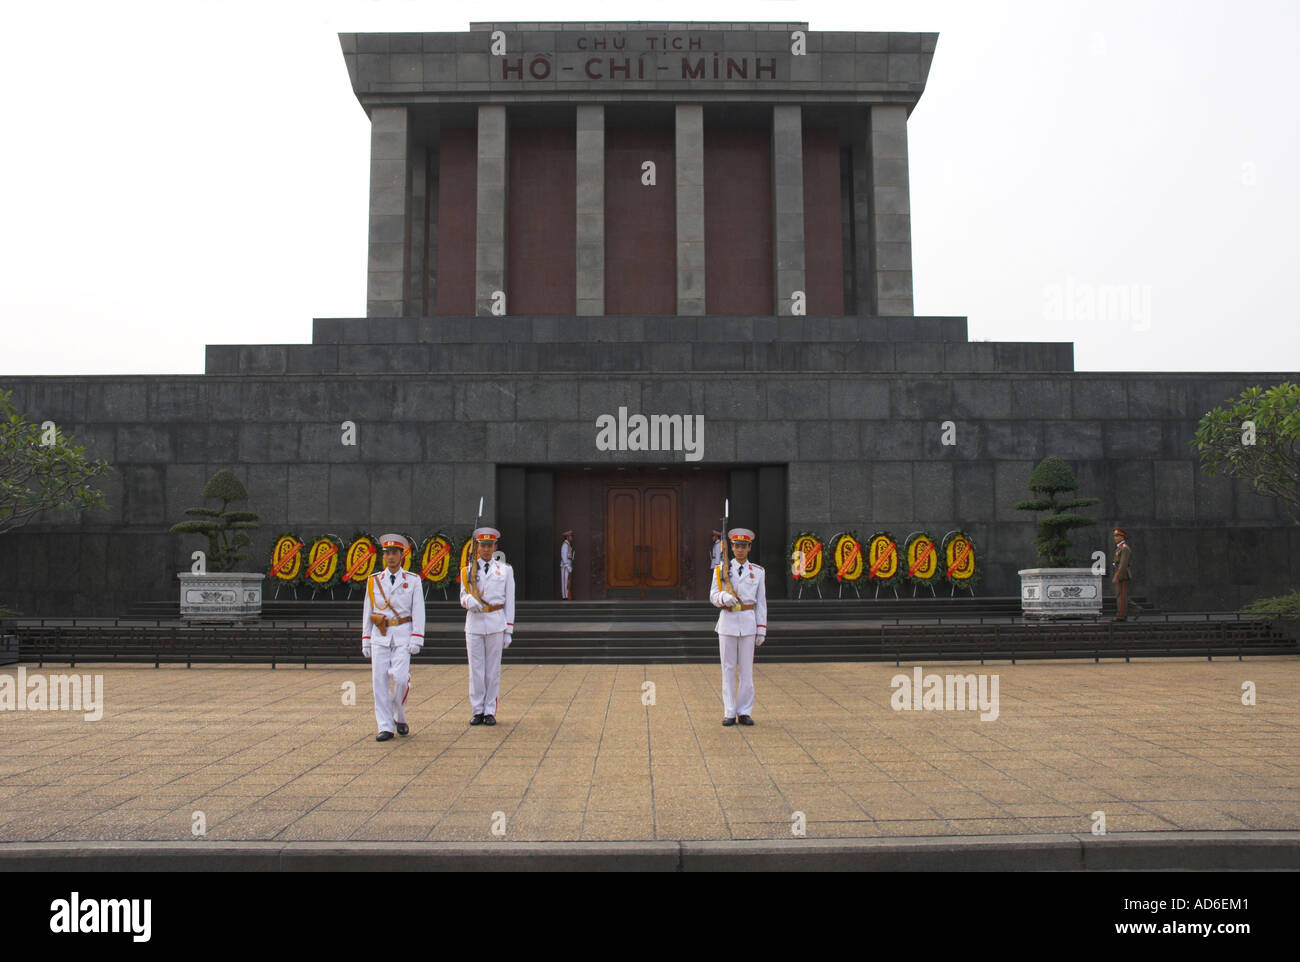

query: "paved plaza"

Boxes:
[1, 659, 1297, 844]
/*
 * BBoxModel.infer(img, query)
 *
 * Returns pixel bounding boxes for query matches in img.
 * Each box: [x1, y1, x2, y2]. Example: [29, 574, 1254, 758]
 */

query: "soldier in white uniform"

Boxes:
[361, 534, 425, 742]
[709, 529, 722, 571]
[560, 529, 575, 600]
[460, 526, 515, 726]
[709, 527, 767, 727]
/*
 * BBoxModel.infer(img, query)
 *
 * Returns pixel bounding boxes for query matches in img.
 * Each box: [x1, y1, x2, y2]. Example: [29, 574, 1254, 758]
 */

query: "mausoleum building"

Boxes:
[2, 22, 1296, 614]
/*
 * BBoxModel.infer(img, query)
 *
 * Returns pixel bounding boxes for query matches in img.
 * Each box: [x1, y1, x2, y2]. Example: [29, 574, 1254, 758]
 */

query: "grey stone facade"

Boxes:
[365, 106, 410, 317]
[575, 104, 604, 316]
[475, 105, 508, 316]
[2, 316, 1297, 614]
[675, 104, 706, 316]
[771, 105, 805, 316]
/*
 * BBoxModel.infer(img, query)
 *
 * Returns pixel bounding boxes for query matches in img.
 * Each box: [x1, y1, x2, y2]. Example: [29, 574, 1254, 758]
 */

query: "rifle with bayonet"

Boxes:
[465, 496, 485, 605]
[717, 498, 741, 612]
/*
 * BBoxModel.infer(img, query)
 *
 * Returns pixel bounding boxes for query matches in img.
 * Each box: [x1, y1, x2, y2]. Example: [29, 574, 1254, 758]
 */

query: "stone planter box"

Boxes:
[1018, 568, 1102, 619]
[177, 572, 264, 622]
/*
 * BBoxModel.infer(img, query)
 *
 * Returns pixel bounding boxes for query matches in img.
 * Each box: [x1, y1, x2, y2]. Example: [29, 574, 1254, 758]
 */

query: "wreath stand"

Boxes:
[795, 579, 823, 600]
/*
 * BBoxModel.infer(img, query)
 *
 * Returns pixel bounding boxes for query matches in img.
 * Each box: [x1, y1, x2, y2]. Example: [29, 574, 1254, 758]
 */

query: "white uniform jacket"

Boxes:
[560, 541, 574, 570]
[460, 559, 516, 635]
[362, 568, 426, 649]
[710, 559, 767, 640]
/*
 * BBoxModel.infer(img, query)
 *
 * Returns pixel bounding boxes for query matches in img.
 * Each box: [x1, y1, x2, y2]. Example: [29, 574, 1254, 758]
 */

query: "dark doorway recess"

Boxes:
[499, 465, 786, 600]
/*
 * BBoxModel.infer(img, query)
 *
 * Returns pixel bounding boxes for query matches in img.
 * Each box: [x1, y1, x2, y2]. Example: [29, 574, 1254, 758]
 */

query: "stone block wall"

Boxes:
[2, 343, 1296, 615]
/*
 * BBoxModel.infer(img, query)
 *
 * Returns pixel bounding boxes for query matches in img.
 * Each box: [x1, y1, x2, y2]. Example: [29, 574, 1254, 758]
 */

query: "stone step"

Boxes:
[311, 315, 971, 345]
[205, 338, 1074, 376]
[123, 595, 1147, 622]
[11, 618, 1294, 666]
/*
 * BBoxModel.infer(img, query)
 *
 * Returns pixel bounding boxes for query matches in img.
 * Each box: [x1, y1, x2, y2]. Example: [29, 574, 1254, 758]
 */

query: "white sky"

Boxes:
[2, 0, 1297, 375]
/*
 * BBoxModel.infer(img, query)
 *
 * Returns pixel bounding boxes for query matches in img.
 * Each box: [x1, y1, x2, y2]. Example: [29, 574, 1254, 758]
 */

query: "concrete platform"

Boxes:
[1, 659, 1297, 868]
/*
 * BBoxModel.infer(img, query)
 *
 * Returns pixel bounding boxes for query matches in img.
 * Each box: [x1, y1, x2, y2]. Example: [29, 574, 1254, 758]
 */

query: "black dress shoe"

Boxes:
[470, 714, 484, 726]
[483, 714, 496, 726]
[738, 715, 754, 726]
[396, 722, 409, 736]
[722, 717, 736, 726]
[376, 731, 394, 742]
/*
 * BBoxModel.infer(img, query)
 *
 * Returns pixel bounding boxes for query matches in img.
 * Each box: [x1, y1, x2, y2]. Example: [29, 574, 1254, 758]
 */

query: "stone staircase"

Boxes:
[11, 597, 1295, 666]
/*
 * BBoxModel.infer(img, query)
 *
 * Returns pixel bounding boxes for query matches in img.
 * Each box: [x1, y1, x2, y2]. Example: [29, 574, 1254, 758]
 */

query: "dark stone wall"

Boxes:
[508, 125, 577, 314]
[435, 127, 477, 315]
[605, 125, 676, 315]
[1, 351, 1296, 616]
[705, 127, 773, 315]
[802, 127, 844, 315]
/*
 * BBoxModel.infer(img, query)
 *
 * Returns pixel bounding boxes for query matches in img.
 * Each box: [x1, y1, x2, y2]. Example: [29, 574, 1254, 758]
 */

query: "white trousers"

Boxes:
[466, 631, 505, 716]
[718, 633, 756, 718]
[371, 644, 411, 734]
[560, 565, 572, 599]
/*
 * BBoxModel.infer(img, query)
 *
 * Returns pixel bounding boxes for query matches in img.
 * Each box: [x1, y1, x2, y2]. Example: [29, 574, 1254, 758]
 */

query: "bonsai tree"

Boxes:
[170, 469, 260, 572]
[1014, 456, 1100, 566]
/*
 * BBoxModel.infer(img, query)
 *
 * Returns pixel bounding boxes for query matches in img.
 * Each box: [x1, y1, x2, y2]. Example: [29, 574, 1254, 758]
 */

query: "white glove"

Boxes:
[407, 644, 421, 655]
[503, 632, 512, 649]
[755, 633, 766, 647]
[362, 643, 371, 658]
[719, 592, 738, 607]
[466, 598, 483, 612]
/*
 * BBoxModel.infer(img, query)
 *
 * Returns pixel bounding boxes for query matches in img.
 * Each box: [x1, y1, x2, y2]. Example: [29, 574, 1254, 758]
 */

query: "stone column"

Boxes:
[475, 105, 508, 316]
[575, 105, 605, 317]
[771, 105, 806, 316]
[868, 104, 914, 315]
[675, 105, 705, 316]
[366, 106, 411, 317]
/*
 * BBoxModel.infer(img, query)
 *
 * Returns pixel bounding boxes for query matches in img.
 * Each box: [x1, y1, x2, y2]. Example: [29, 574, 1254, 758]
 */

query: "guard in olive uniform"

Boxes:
[1112, 527, 1139, 621]
[460, 526, 516, 726]
[709, 527, 767, 726]
[361, 534, 425, 741]
[560, 529, 575, 600]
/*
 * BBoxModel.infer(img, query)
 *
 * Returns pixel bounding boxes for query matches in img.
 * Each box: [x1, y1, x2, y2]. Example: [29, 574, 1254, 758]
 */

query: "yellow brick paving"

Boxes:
[0, 659, 1296, 843]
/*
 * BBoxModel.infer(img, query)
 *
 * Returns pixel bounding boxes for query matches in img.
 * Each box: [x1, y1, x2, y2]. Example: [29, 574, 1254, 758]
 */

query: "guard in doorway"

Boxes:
[560, 529, 575, 600]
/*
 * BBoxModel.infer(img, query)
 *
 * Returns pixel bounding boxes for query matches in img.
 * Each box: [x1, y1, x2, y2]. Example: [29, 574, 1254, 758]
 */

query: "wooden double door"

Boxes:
[552, 469, 728, 600]
[605, 484, 680, 599]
